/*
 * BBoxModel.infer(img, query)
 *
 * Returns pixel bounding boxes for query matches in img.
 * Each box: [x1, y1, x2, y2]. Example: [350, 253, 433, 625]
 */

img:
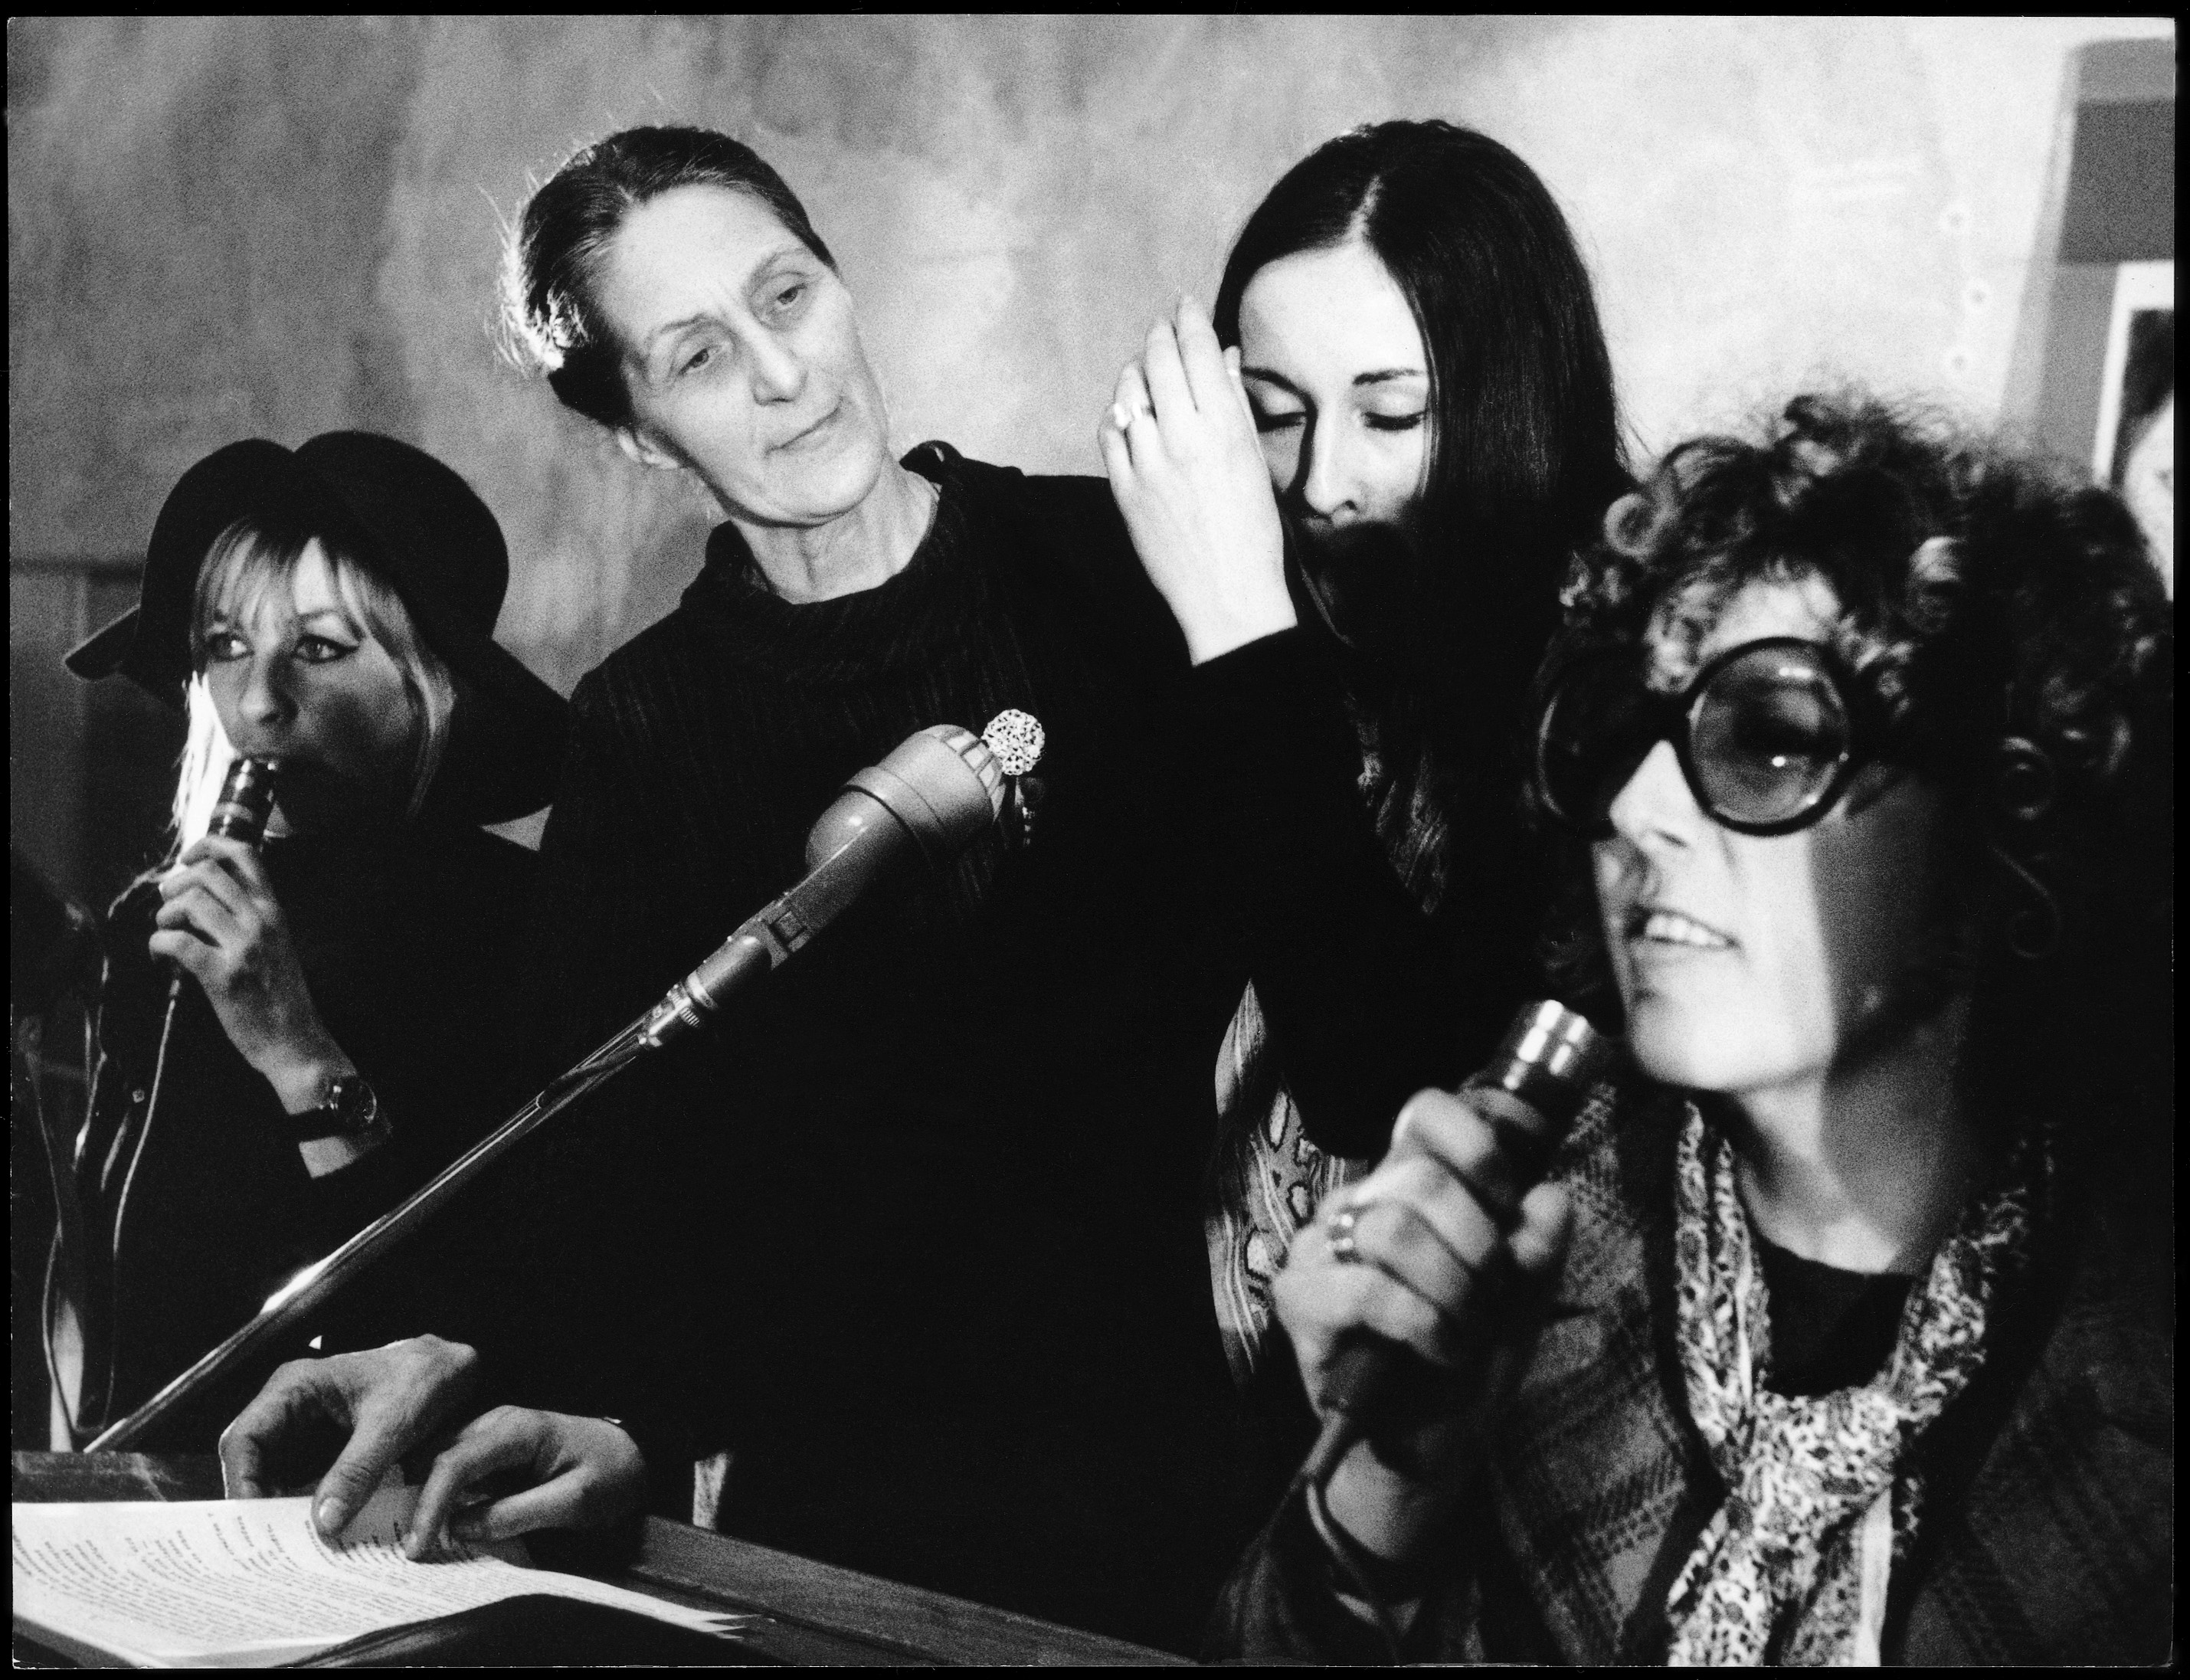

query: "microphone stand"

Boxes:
[83, 1015, 658, 1452]
[86, 723, 1005, 1452]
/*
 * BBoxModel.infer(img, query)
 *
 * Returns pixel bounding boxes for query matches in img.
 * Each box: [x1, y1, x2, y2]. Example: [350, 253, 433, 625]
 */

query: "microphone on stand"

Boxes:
[1295, 1000, 1614, 1493]
[85, 724, 1006, 1452]
[637, 724, 1004, 1049]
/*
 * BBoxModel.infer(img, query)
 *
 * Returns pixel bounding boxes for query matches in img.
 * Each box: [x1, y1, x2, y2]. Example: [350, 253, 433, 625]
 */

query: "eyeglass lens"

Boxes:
[1688, 647, 1849, 827]
[1541, 642, 1853, 833]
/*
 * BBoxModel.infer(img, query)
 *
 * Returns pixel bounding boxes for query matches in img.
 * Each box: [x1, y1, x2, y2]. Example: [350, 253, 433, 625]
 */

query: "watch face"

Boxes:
[297, 1075, 378, 1139]
[334, 1076, 379, 1131]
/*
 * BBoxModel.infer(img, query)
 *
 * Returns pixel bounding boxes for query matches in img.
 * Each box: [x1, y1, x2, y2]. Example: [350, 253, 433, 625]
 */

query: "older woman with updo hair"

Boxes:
[217, 125, 1474, 1654]
[1213, 391, 2172, 1664]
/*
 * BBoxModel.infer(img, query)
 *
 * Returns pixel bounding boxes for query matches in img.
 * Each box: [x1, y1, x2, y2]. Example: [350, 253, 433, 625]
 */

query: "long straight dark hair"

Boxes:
[1215, 120, 1628, 842]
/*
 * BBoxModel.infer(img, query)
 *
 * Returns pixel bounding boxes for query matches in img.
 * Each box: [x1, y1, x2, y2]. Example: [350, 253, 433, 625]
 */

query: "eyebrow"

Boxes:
[1351, 368, 1426, 386]
[208, 605, 355, 631]
[1239, 365, 1426, 395]
[641, 313, 714, 357]
[638, 244, 817, 357]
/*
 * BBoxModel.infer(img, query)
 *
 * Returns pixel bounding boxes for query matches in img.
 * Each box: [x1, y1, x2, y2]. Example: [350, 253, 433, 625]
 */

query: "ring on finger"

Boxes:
[1327, 1200, 1367, 1265]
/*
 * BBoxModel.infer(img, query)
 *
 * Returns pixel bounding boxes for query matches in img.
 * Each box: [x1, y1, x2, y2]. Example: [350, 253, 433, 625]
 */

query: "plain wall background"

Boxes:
[8, 15, 2173, 893]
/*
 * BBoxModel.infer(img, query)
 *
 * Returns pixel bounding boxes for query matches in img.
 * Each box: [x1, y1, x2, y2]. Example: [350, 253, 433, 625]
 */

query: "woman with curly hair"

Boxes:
[1212, 391, 2173, 1664]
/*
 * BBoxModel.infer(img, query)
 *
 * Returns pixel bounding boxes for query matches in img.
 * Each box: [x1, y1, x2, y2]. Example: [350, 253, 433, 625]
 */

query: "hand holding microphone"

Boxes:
[1276, 1004, 1610, 1566]
[147, 756, 347, 1105]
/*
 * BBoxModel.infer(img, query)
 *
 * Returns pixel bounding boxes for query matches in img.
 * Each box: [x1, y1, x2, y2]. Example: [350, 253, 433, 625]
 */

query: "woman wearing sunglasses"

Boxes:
[1211, 392, 2173, 1664]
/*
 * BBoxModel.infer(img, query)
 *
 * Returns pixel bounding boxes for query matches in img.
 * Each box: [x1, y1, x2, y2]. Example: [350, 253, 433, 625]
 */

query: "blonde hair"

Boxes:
[167, 518, 457, 852]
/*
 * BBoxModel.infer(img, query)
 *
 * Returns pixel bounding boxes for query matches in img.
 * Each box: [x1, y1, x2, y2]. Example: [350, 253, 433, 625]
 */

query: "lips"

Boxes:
[775, 402, 840, 454]
[1627, 905, 1736, 950]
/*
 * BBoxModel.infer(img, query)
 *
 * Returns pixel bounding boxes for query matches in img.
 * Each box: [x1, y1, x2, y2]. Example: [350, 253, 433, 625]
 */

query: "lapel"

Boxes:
[1892, 1183, 2174, 1664]
[1486, 1086, 1718, 1663]
[1491, 1093, 2173, 1666]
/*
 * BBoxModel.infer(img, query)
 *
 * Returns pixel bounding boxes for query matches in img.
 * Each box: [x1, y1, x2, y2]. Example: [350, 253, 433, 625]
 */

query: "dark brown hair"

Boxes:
[1214, 121, 1629, 886]
[1539, 391, 2174, 1153]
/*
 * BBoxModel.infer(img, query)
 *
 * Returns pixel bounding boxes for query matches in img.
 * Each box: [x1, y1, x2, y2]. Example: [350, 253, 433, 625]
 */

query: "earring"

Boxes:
[1993, 737, 2056, 826]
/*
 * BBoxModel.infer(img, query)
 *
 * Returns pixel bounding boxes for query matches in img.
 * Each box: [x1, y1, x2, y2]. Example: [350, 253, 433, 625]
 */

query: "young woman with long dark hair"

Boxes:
[1104, 120, 1629, 1390]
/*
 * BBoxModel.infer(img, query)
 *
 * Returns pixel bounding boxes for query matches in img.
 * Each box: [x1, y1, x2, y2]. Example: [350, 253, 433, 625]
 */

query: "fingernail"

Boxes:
[316, 1498, 346, 1535]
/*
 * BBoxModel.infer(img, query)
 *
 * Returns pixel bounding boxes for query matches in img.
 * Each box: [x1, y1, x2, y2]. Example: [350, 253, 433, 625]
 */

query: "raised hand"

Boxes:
[1098, 295, 1297, 664]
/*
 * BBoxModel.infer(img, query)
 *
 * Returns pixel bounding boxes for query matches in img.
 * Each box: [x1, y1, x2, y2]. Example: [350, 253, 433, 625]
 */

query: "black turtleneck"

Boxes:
[450, 444, 1484, 1653]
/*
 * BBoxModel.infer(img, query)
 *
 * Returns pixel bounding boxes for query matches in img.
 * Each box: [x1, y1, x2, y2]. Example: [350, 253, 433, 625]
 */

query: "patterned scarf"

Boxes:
[1664, 1104, 2039, 1665]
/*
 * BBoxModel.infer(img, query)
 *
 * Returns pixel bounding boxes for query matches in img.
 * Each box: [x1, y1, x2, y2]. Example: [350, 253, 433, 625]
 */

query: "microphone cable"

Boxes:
[78, 756, 278, 1438]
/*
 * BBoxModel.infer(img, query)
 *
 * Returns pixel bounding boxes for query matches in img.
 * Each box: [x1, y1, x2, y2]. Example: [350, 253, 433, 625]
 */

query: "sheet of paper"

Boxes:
[12, 1488, 740, 1669]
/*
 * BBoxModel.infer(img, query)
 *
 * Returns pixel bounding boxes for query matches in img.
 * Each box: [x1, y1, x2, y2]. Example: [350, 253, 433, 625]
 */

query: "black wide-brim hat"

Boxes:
[67, 433, 568, 827]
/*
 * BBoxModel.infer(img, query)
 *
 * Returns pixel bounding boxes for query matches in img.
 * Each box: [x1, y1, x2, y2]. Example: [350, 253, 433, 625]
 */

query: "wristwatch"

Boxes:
[291, 1073, 383, 1141]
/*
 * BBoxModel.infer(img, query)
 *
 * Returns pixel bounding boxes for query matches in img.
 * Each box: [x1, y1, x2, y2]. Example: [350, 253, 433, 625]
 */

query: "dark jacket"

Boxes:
[1212, 1083, 2175, 1665]
[70, 820, 538, 1447]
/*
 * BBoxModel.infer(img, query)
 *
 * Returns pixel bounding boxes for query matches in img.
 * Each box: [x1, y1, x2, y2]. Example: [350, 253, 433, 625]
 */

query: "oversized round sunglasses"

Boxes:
[1534, 637, 1874, 838]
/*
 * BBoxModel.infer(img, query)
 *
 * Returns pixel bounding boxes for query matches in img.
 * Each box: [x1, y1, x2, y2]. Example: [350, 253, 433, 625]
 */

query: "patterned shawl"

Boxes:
[1663, 1104, 2041, 1665]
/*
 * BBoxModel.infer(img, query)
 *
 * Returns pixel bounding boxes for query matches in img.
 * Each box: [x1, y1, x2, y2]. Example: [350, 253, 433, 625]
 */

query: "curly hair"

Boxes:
[1538, 392, 2173, 1154]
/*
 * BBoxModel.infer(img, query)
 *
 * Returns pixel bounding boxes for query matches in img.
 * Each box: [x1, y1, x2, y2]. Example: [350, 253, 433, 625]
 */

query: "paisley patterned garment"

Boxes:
[1205, 724, 1450, 1388]
[1663, 1104, 2041, 1666]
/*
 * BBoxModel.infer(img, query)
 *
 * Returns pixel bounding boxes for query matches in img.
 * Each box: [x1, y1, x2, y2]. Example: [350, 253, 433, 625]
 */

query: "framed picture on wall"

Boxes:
[2093, 260, 2174, 591]
[2093, 259, 2172, 481]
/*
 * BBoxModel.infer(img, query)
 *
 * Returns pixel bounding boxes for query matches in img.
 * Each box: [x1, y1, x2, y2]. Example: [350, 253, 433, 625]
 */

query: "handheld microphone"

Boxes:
[83, 755, 284, 1439]
[155, 756, 279, 1014]
[1298, 1000, 1613, 1491]
[207, 755, 280, 845]
[638, 724, 1007, 1047]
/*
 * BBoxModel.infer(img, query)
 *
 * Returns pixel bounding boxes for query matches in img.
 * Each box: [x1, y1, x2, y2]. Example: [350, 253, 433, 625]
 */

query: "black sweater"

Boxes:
[448, 444, 1534, 1651]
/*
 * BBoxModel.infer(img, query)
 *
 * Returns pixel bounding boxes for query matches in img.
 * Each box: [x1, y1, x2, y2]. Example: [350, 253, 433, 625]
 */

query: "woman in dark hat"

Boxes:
[54, 431, 568, 1451]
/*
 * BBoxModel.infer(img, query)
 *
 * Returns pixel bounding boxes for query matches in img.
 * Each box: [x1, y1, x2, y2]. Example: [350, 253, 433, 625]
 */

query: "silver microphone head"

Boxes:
[1468, 1000, 1615, 1135]
[813, 724, 1006, 871]
[207, 756, 280, 847]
